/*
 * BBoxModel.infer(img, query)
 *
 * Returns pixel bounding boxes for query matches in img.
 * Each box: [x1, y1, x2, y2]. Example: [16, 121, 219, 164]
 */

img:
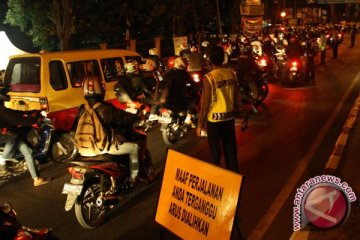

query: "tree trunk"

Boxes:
[230, 0, 241, 34]
[53, 0, 73, 51]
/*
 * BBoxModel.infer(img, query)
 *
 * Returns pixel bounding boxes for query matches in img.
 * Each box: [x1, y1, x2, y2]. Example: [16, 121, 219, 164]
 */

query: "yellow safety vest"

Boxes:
[205, 68, 236, 122]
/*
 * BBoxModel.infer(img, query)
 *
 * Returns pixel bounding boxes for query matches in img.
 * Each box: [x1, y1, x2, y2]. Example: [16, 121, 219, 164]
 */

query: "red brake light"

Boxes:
[191, 73, 201, 83]
[258, 57, 267, 67]
[68, 167, 84, 179]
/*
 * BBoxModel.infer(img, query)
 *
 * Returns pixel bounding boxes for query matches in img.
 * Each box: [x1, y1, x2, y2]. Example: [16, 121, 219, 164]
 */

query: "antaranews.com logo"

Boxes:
[293, 175, 357, 231]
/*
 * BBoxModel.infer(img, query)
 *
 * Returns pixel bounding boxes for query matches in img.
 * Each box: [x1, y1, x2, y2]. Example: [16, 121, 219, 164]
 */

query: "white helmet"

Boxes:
[124, 62, 136, 74]
[201, 41, 209, 47]
[174, 57, 188, 70]
[149, 48, 159, 56]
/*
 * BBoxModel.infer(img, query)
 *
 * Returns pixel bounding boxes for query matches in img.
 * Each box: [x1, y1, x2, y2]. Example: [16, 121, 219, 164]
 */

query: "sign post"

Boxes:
[155, 149, 243, 240]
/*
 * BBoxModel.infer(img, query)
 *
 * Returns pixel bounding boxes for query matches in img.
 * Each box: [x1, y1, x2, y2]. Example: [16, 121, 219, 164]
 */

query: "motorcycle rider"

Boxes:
[158, 57, 198, 126]
[74, 67, 144, 185]
[0, 84, 50, 186]
[147, 48, 164, 72]
[116, 60, 152, 103]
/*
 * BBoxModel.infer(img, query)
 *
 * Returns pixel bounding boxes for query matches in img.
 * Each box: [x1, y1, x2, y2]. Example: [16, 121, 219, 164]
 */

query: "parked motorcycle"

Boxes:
[62, 126, 155, 229]
[0, 202, 53, 240]
[0, 114, 77, 171]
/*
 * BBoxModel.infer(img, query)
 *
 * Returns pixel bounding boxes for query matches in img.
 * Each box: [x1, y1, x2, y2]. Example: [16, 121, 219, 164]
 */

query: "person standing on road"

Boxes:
[196, 46, 240, 173]
[319, 30, 327, 65]
[350, 24, 357, 48]
[330, 27, 340, 59]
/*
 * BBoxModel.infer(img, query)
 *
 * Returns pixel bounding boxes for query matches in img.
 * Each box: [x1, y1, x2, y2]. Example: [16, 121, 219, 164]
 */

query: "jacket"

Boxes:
[73, 98, 140, 144]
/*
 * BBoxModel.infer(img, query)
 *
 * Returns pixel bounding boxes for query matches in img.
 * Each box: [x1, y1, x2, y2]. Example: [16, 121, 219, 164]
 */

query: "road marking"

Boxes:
[248, 71, 360, 240]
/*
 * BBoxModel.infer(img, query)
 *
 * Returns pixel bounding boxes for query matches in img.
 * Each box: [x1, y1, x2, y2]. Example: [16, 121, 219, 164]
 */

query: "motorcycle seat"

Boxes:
[72, 154, 123, 165]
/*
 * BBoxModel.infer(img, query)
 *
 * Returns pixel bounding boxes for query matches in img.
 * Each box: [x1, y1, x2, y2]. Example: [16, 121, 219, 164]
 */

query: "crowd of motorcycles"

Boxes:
[1, 25, 347, 236]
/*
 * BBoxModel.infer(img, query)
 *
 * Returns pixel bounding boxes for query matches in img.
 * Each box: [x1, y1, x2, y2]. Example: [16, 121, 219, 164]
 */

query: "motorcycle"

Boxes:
[112, 68, 166, 132]
[281, 57, 305, 87]
[158, 108, 196, 145]
[0, 113, 77, 172]
[0, 202, 53, 240]
[157, 81, 201, 145]
[62, 126, 155, 229]
[237, 72, 268, 113]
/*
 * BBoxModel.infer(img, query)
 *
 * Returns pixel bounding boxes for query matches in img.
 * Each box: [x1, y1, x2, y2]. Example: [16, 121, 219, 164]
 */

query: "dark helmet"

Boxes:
[0, 83, 11, 102]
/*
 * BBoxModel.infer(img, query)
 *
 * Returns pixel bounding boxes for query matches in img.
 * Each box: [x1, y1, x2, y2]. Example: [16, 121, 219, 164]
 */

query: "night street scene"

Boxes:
[1, 0, 360, 239]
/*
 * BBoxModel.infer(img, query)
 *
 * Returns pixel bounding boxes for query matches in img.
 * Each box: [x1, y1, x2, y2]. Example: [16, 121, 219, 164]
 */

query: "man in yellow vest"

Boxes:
[196, 45, 241, 173]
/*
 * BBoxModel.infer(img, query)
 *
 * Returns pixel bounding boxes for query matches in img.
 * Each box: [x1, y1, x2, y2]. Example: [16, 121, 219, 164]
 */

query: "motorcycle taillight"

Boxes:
[68, 167, 84, 179]
[191, 73, 201, 83]
[290, 60, 299, 71]
[258, 57, 267, 67]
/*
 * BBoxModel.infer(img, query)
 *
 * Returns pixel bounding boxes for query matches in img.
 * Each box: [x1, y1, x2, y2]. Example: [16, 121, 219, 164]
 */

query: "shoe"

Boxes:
[0, 164, 9, 173]
[149, 114, 158, 121]
[34, 177, 50, 187]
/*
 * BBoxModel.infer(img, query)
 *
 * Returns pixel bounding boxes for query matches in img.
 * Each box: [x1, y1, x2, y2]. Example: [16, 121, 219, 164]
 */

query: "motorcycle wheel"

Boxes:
[74, 179, 109, 229]
[161, 123, 182, 145]
[51, 133, 77, 163]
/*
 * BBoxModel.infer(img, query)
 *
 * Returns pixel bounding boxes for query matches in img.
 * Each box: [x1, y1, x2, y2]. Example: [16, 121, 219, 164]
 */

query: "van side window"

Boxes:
[49, 61, 67, 90]
[100, 58, 125, 82]
[67, 60, 101, 87]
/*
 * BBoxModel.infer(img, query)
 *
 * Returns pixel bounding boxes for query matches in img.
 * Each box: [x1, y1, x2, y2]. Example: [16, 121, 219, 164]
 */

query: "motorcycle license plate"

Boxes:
[158, 116, 172, 124]
[62, 183, 83, 195]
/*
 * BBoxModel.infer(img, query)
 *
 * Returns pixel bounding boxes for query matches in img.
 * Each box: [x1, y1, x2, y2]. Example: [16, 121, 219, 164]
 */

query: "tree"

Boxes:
[5, 0, 74, 51]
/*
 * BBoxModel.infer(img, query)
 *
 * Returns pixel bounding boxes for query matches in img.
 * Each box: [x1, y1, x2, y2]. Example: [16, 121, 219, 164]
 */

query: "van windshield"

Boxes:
[4, 57, 41, 92]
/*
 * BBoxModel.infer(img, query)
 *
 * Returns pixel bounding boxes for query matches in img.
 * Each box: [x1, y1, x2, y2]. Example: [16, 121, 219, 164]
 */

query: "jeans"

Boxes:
[106, 142, 140, 179]
[0, 134, 18, 165]
[0, 133, 39, 179]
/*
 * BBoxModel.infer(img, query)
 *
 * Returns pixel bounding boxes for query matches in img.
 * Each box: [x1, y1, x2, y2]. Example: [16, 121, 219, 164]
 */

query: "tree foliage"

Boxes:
[4, 0, 240, 51]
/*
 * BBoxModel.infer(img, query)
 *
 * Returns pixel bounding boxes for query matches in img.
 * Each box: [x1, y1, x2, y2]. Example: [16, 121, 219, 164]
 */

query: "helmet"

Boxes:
[166, 56, 177, 69]
[140, 58, 156, 71]
[148, 48, 159, 56]
[0, 83, 11, 101]
[201, 41, 209, 47]
[174, 57, 188, 70]
[124, 62, 136, 74]
[82, 76, 105, 99]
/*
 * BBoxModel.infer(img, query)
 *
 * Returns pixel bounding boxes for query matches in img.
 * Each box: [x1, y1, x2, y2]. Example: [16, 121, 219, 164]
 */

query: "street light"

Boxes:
[280, 10, 286, 18]
[280, 10, 286, 26]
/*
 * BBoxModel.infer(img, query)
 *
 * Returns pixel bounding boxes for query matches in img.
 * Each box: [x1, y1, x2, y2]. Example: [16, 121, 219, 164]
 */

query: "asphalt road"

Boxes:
[1, 34, 360, 240]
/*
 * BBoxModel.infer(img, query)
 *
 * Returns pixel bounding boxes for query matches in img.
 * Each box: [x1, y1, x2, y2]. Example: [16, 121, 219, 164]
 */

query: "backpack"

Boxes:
[75, 102, 110, 156]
